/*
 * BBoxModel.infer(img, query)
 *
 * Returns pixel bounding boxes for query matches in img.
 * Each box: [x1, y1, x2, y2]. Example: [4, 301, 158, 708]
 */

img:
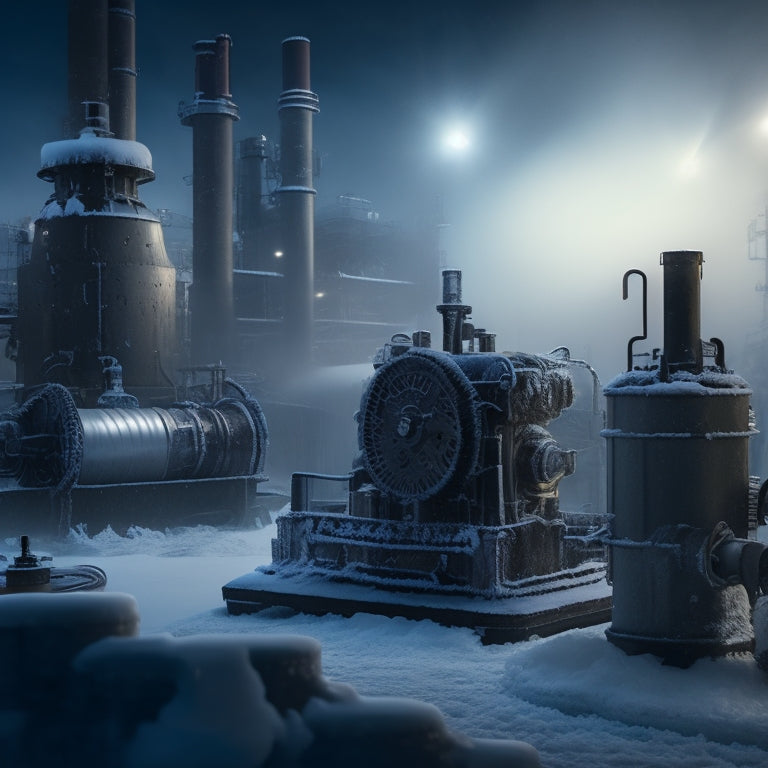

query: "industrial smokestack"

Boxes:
[179, 34, 239, 366]
[278, 36, 319, 364]
[68, 0, 109, 137]
[107, 0, 136, 141]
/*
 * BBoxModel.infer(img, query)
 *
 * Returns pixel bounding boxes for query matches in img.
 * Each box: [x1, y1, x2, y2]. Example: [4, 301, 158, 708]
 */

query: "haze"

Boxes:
[2, 0, 768, 382]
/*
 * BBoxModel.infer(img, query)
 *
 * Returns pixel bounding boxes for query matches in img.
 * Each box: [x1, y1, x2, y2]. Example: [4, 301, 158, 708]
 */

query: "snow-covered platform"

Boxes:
[223, 561, 612, 643]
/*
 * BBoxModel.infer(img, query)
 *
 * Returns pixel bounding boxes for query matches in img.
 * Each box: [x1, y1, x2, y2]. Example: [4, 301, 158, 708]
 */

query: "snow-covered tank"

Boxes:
[605, 251, 768, 666]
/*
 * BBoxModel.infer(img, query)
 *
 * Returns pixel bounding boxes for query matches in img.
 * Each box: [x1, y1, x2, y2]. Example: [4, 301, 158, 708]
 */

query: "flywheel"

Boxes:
[358, 349, 481, 502]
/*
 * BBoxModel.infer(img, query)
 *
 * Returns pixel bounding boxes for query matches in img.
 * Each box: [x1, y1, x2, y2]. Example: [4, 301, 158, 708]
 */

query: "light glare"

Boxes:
[444, 129, 470, 152]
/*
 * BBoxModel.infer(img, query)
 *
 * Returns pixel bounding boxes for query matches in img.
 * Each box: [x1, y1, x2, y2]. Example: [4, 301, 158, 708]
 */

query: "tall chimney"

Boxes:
[179, 34, 239, 366]
[278, 36, 319, 364]
[68, 0, 109, 136]
[107, 0, 136, 141]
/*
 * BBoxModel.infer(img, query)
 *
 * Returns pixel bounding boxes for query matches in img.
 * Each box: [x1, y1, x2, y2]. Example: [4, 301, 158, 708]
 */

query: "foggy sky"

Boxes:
[3, 0, 768, 381]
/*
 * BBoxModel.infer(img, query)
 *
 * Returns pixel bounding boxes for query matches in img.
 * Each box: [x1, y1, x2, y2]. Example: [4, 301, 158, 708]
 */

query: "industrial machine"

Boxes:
[224, 269, 612, 642]
[605, 251, 768, 666]
[0, 0, 270, 537]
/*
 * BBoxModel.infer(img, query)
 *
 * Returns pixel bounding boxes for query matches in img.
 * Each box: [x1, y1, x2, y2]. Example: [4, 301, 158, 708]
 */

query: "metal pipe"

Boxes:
[193, 39, 217, 98]
[180, 35, 239, 366]
[78, 399, 267, 484]
[215, 34, 232, 99]
[68, 0, 109, 137]
[661, 250, 704, 372]
[277, 36, 319, 365]
[436, 269, 472, 354]
[236, 136, 269, 269]
[107, 0, 136, 141]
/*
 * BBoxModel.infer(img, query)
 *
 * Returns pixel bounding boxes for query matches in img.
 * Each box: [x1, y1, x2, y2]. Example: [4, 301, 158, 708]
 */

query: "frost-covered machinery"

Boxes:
[605, 251, 768, 666]
[224, 270, 612, 642]
[0, 368, 268, 536]
[0, 0, 270, 537]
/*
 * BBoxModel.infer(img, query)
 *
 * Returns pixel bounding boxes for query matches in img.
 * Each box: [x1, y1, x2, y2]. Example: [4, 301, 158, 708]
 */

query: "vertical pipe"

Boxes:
[436, 269, 472, 354]
[215, 34, 232, 99]
[193, 40, 217, 97]
[68, 0, 109, 137]
[180, 36, 239, 366]
[277, 36, 319, 365]
[107, 0, 136, 141]
[236, 136, 268, 270]
[661, 250, 704, 372]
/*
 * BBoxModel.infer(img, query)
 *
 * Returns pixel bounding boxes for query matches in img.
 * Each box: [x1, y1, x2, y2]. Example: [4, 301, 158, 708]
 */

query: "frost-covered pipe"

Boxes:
[0, 384, 268, 488]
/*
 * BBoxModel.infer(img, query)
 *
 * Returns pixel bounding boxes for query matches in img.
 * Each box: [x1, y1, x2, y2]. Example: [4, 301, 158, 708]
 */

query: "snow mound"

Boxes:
[504, 623, 768, 749]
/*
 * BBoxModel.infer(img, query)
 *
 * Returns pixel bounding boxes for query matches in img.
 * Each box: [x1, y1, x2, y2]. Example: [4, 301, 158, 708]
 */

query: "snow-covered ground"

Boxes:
[8, 515, 768, 768]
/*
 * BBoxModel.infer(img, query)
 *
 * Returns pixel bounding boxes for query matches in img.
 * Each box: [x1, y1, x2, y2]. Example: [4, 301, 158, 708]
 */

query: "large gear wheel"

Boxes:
[358, 349, 481, 502]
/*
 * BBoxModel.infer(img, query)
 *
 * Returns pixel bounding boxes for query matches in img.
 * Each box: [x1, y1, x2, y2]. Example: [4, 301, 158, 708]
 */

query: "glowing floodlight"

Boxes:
[445, 129, 470, 151]
[443, 127, 471, 153]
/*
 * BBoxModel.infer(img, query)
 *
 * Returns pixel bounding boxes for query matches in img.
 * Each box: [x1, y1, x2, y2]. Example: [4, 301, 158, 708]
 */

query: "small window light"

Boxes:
[274, 250, 283, 258]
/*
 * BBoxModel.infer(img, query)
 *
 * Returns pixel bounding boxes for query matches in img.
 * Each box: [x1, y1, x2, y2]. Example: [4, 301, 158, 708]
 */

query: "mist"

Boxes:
[3, 0, 768, 388]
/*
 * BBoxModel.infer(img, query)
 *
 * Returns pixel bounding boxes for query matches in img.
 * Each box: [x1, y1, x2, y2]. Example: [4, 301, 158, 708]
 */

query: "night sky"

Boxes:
[4, 0, 768, 378]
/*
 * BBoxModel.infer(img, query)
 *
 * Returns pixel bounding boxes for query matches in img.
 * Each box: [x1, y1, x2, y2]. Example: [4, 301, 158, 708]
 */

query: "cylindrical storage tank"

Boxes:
[603, 369, 754, 662]
[18, 213, 177, 406]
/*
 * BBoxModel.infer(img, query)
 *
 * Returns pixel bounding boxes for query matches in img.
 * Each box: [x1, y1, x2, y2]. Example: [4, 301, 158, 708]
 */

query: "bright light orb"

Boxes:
[443, 128, 471, 153]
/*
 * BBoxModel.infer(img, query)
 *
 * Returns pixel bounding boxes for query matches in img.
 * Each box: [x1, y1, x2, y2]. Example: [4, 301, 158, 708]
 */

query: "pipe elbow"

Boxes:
[709, 521, 768, 604]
